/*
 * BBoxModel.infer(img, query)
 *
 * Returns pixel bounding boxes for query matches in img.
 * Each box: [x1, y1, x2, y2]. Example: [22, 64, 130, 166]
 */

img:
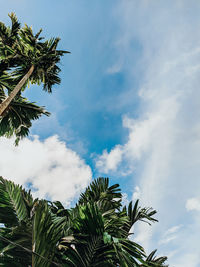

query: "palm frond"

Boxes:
[0, 177, 30, 226]
[141, 250, 168, 267]
[78, 177, 122, 211]
[8, 13, 21, 40]
[0, 89, 50, 145]
[122, 200, 158, 237]
[32, 200, 62, 267]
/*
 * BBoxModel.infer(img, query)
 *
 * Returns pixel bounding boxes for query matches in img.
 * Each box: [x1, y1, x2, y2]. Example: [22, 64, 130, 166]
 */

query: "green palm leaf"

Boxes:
[0, 88, 50, 145]
[0, 176, 30, 226]
[32, 200, 62, 267]
[122, 200, 158, 238]
[78, 177, 122, 212]
[140, 250, 168, 267]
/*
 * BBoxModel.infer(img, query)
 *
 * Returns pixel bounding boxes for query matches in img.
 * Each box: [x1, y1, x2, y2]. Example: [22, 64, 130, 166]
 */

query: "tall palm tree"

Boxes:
[56, 178, 168, 266]
[0, 176, 168, 266]
[0, 13, 69, 116]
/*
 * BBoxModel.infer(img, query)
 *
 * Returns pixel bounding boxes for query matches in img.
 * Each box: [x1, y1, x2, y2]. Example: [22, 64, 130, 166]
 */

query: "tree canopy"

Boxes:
[0, 13, 69, 144]
[0, 176, 168, 266]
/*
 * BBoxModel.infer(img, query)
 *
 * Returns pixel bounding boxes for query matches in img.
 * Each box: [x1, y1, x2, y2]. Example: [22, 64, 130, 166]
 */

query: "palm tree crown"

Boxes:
[0, 13, 69, 93]
[0, 176, 168, 267]
[0, 13, 69, 142]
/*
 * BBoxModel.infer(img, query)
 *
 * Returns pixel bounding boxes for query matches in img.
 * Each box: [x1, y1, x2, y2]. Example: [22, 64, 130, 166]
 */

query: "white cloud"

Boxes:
[133, 223, 154, 251]
[132, 186, 141, 201]
[159, 225, 182, 245]
[159, 235, 177, 245]
[96, 1, 200, 266]
[163, 225, 182, 236]
[96, 145, 123, 173]
[96, 97, 178, 179]
[106, 62, 122, 74]
[186, 198, 200, 211]
[0, 136, 92, 205]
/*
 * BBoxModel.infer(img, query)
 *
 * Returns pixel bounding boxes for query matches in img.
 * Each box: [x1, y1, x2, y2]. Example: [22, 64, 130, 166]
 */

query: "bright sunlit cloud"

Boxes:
[0, 136, 92, 205]
[186, 197, 200, 211]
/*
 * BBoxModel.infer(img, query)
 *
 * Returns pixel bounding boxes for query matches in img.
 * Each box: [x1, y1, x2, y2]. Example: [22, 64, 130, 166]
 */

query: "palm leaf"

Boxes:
[122, 200, 158, 237]
[78, 177, 122, 212]
[0, 88, 50, 145]
[140, 250, 168, 267]
[0, 177, 29, 226]
[32, 200, 63, 267]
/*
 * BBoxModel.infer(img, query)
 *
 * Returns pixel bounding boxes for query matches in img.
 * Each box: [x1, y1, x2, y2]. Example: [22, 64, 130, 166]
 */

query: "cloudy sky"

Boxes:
[1, 1, 200, 266]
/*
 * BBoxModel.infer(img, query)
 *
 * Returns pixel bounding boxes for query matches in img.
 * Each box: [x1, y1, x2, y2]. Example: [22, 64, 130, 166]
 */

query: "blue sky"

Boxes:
[1, 1, 200, 266]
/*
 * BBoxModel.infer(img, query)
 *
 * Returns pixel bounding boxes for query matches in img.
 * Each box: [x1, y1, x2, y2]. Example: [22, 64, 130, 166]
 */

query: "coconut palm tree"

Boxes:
[0, 13, 69, 116]
[0, 59, 50, 144]
[56, 178, 168, 266]
[0, 177, 168, 266]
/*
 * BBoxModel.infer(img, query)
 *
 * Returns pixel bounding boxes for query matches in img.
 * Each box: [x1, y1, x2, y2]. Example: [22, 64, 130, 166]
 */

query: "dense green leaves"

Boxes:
[0, 88, 50, 144]
[32, 200, 63, 267]
[79, 177, 122, 211]
[0, 176, 29, 226]
[0, 177, 168, 266]
[0, 176, 33, 265]
[0, 13, 68, 142]
[0, 13, 69, 93]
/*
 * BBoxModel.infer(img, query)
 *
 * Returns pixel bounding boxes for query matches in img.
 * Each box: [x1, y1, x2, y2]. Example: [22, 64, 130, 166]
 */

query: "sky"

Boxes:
[0, 1, 200, 266]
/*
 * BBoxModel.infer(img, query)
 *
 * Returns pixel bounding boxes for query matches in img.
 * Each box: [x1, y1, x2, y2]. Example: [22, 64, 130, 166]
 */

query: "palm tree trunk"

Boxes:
[0, 65, 34, 116]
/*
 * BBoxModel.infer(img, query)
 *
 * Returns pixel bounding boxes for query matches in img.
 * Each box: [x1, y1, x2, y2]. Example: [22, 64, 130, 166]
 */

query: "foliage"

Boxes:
[0, 176, 168, 266]
[0, 87, 50, 145]
[0, 13, 69, 143]
[0, 13, 69, 92]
